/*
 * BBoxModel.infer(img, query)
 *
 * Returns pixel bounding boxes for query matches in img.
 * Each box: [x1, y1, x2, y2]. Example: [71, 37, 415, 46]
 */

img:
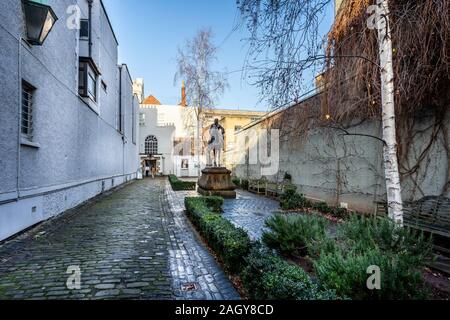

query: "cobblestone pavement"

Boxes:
[164, 184, 239, 300]
[0, 178, 239, 300]
[222, 190, 281, 240]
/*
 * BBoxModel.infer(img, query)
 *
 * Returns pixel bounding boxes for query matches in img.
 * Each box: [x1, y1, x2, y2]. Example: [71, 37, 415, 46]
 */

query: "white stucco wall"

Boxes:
[233, 108, 450, 214]
[138, 104, 199, 177]
[0, 0, 139, 241]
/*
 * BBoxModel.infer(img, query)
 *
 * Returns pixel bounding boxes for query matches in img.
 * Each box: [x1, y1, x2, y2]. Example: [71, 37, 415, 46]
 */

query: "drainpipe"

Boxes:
[119, 65, 125, 176]
[119, 65, 122, 134]
[88, 0, 93, 57]
[16, 35, 22, 200]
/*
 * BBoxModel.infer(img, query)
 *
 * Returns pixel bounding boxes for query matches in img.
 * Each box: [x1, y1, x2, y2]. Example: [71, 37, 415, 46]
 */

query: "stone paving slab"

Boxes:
[221, 190, 281, 240]
[0, 178, 239, 300]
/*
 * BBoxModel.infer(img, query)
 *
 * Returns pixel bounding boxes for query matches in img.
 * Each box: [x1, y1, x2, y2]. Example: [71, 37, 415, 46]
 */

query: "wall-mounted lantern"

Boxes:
[22, 0, 58, 45]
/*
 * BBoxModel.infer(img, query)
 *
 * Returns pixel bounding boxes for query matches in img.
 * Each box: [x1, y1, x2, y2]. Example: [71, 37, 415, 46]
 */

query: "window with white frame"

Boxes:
[139, 113, 145, 126]
[21, 80, 35, 141]
[145, 135, 158, 155]
[79, 59, 99, 102]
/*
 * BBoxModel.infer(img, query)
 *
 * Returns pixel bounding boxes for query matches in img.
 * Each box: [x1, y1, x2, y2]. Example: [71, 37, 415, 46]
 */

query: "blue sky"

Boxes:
[103, 0, 334, 112]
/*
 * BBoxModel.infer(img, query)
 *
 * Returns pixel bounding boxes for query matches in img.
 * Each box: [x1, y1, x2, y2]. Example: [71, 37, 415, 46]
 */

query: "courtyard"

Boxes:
[0, 178, 238, 300]
[0, 0, 448, 308]
[1, 176, 450, 300]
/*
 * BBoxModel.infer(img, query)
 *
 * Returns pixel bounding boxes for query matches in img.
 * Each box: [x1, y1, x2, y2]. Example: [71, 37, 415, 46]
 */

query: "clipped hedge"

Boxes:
[185, 197, 251, 272]
[169, 174, 196, 191]
[241, 245, 339, 300]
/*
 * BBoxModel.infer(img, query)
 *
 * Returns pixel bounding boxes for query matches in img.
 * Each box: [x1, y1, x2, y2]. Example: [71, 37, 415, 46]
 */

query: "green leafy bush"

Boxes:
[169, 174, 196, 191]
[262, 214, 328, 256]
[312, 202, 332, 214]
[313, 215, 433, 300]
[240, 179, 249, 190]
[314, 247, 430, 300]
[283, 172, 292, 181]
[232, 178, 241, 187]
[337, 215, 433, 260]
[330, 207, 349, 219]
[312, 201, 349, 219]
[279, 185, 311, 210]
[185, 197, 251, 272]
[241, 245, 339, 300]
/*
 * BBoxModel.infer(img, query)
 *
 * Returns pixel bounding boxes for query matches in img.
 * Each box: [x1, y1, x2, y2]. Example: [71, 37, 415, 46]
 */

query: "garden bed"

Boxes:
[262, 211, 449, 299]
[184, 191, 450, 299]
[184, 196, 339, 300]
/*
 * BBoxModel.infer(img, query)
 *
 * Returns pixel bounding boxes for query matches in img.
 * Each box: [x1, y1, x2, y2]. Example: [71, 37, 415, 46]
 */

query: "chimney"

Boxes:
[180, 81, 187, 107]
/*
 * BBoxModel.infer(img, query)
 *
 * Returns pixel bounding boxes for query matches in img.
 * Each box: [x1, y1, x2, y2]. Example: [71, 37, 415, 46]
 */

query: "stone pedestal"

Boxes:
[197, 167, 237, 198]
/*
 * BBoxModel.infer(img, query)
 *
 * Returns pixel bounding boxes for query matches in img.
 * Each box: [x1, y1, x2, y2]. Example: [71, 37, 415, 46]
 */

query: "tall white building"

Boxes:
[136, 82, 199, 177]
[0, 0, 140, 241]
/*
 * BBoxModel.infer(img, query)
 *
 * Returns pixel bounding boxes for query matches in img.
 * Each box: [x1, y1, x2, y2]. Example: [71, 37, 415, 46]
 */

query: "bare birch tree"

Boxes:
[175, 28, 228, 176]
[237, 0, 404, 224]
[374, 0, 403, 224]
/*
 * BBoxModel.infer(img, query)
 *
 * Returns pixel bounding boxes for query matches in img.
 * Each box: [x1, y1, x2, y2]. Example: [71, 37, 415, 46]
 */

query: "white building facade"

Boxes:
[0, 0, 140, 241]
[134, 79, 266, 178]
[137, 91, 199, 177]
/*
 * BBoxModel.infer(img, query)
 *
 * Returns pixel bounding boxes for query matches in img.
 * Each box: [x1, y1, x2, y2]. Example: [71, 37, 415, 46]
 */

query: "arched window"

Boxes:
[145, 135, 158, 155]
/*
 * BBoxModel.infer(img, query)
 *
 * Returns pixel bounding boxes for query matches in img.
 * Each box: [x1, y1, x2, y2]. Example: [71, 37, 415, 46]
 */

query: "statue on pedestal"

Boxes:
[198, 118, 236, 198]
[206, 119, 225, 167]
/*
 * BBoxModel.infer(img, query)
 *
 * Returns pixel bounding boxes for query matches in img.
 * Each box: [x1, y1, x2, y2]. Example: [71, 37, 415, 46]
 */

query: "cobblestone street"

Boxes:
[0, 178, 238, 300]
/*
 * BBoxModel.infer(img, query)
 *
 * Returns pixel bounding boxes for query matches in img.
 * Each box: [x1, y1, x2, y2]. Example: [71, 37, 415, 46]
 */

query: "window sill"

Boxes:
[21, 138, 40, 149]
[78, 95, 100, 115]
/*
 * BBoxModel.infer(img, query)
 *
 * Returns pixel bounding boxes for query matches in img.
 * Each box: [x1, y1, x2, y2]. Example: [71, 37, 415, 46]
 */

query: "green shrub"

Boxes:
[313, 215, 433, 300]
[262, 214, 328, 256]
[283, 172, 292, 181]
[241, 245, 339, 300]
[185, 197, 251, 272]
[338, 215, 433, 260]
[279, 185, 311, 210]
[314, 246, 430, 300]
[240, 179, 249, 190]
[169, 174, 196, 191]
[330, 207, 349, 219]
[312, 201, 349, 219]
[312, 202, 332, 214]
[232, 178, 240, 187]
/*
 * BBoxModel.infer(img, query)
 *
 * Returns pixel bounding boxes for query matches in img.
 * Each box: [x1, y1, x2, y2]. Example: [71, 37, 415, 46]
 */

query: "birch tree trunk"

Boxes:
[197, 111, 202, 177]
[377, 0, 404, 225]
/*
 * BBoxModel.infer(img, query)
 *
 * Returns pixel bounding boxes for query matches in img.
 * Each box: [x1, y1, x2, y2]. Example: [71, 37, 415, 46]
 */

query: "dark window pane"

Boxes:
[21, 81, 34, 139]
[80, 20, 89, 39]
